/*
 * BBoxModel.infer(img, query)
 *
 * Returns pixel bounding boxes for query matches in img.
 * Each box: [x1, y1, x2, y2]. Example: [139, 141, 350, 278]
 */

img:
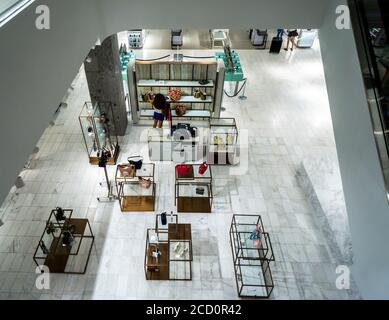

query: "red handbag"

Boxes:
[176, 165, 192, 175]
[198, 162, 208, 175]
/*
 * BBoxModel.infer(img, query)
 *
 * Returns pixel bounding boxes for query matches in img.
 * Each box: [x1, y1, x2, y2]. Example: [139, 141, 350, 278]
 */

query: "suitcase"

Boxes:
[269, 37, 282, 53]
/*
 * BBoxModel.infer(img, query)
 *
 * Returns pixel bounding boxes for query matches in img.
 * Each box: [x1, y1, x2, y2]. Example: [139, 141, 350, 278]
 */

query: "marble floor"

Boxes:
[0, 38, 361, 299]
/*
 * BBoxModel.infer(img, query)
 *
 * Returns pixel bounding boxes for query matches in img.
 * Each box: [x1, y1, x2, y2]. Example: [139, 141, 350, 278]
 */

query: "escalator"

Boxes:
[349, 0, 389, 189]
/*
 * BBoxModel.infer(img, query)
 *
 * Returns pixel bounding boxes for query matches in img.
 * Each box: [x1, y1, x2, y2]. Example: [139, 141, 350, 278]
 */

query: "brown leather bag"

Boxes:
[118, 164, 136, 178]
[175, 104, 187, 117]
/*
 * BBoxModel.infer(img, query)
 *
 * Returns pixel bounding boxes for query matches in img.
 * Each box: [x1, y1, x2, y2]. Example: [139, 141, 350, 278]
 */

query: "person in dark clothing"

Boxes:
[284, 29, 299, 51]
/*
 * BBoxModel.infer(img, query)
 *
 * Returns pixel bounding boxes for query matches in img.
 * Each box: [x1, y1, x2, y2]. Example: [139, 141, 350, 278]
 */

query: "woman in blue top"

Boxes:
[152, 93, 170, 128]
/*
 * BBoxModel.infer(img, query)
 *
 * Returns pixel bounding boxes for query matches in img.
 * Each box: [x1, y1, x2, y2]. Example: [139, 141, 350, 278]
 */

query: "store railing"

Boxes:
[0, 0, 34, 28]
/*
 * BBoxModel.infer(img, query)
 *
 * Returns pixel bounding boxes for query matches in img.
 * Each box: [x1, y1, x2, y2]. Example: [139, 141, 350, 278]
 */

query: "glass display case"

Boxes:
[116, 162, 156, 212]
[207, 118, 238, 165]
[79, 102, 120, 165]
[33, 208, 95, 274]
[145, 222, 193, 281]
[175, 164, 213, 213]
[229, 214, 275, 298]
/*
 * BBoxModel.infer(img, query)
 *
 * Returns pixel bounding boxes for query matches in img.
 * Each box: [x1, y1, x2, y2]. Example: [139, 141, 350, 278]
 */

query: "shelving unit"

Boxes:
[175, 164, 213, 213]
[116, 163, 156, 212]
[128, 58, 226, 123]
[138, 80, 215, 88]
[229, 214, 275, 298]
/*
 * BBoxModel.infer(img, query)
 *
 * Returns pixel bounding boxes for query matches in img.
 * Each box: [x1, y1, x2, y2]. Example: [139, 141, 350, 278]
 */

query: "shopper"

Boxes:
[276, 28, 285, 39]
[284, 29, 299, 51]
[152, 93, 170, 128]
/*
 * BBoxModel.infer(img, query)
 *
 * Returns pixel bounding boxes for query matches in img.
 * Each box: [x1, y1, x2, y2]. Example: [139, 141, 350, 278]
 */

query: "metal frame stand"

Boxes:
[239, 79, 248, 100]
[97, 158, 117, 202]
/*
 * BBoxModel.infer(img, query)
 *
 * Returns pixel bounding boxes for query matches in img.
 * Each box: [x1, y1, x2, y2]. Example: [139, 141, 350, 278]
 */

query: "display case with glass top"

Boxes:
[116, 162, 156, 212]
[145, 220, 193, 281]
[79, 102, 120, 165]
[229, 214, 275, 298]
[208, 118, 238, 165]
[175, 164, 213, 213]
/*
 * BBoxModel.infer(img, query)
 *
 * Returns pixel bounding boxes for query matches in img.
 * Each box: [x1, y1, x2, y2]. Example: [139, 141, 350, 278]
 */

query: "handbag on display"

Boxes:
[168, 88, 182, 102]
[161, 212, 167, 225]
[175, 104, 188, 117]
[198, 162, 209, 175]
[128, 155, 143, 170]
[40, 241, 49, 255]
[142, 92, 154, 103]
[176, 164, 193, 175]
[55, 207, 66, 221]
[193, 89, 206, 100]
[118, 164, 136, 178]
[196, 187, 205, 195]
[138, 177, 152, 189]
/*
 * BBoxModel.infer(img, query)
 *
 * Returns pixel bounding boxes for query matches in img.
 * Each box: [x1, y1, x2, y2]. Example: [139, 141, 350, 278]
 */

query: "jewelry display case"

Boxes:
[79, 102, 120, 165]
[207, 118, 238, 165]
[175, 164, 213, 213]
[33, 208, 94, 274]
[229, 214, 275, 298]
[116, 163, 156, 212]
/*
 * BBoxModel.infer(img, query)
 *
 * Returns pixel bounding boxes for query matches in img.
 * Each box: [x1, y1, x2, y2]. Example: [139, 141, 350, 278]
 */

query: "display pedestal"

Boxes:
[145, 222, 193, 281]
[175, 164, 213, 213]
[34, 209, 94, 274]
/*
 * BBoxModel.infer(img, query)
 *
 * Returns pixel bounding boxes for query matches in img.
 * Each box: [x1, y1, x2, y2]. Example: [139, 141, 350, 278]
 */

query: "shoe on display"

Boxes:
[173, 242, 181, 253]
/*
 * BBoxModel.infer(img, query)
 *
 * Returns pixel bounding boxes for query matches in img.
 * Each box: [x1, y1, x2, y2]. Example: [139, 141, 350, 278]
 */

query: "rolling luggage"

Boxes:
[269, 37, 282, 53]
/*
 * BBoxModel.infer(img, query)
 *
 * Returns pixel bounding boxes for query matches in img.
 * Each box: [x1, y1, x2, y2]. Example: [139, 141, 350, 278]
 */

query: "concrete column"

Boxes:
[84, 34, 128, 135]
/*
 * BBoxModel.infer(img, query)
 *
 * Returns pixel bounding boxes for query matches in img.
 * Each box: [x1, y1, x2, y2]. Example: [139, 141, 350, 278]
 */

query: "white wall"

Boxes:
[0, 0, 103, 206]
[319, 0, 389, 299]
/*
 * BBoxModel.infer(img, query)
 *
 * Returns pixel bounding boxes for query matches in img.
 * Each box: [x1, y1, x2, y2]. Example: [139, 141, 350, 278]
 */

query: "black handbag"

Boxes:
[127, 155, 143, 170]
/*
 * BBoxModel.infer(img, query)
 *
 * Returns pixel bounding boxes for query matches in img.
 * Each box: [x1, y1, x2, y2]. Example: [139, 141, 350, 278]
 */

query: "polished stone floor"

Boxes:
[0, 38, 361, 299]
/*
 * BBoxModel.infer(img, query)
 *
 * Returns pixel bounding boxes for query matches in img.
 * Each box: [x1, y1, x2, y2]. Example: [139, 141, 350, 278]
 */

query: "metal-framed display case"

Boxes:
[207, 118, 238, 165]
[229, 214, 275, 298]
[116, 163, 156, 212]
[145, 219, 193, 281]
[79, 102, 120, 165]
[33, 208, 94, 274]
[175, 164, 213, 213]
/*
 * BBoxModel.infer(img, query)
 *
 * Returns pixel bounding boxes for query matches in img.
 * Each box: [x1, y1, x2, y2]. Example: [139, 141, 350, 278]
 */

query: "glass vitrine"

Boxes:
[208, 118, 238, 165]
[79, 102, 120, 165]
[175, 164, 213, 213]
[229, 214, 275, 298]
[116, 163, 156, 212]
[144, 223, 193, 281]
